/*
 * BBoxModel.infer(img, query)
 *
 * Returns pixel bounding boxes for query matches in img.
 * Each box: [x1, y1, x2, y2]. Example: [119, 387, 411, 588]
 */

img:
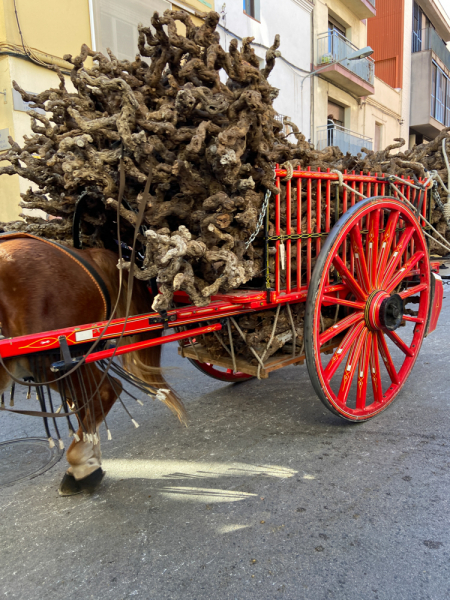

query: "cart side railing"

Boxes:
[270, 167, 430, 299]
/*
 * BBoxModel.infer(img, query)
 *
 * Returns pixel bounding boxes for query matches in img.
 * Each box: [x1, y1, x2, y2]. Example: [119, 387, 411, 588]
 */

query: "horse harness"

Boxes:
[0, 232, 111, 320]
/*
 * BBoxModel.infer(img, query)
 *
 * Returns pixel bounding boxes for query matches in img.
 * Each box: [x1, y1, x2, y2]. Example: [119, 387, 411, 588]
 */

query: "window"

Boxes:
[328, 18, 346, 38]
[446, 78, 450, 126]
[327, 101, 345, 148]
[374, 123, 383, 151]
[328, 17, 346, 57]
[431, 62, 437, 119]
[327, 101, 345, 127]
[436, 67, 446, 123]
[430, 61, 450, 125]
[412, 1, 423, 52]
[243, 0, 260, 21]
[91, 0, 171, 61]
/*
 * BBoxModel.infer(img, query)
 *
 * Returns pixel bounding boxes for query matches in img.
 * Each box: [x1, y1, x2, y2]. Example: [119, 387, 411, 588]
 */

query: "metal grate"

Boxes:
[0, 438, 63, 487]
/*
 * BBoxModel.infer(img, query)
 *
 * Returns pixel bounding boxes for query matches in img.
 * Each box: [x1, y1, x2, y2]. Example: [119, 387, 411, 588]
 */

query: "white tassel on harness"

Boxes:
[155, 389, 171, 403]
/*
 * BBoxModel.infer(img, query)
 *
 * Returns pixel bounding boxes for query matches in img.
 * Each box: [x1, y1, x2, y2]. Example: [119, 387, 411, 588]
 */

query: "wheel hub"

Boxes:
[365, 290, 404, 331]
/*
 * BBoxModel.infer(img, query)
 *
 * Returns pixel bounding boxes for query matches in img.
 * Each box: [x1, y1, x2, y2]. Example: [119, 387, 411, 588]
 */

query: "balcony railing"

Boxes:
[317, 31, 375, 86]
[316, 124, 373, 154]
[413, 27, 450, 72]
[274, 113, 291, 134]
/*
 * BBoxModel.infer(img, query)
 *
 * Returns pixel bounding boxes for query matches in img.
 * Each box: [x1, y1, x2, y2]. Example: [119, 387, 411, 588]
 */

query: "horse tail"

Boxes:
[121, 341, 187, 425]
[88, 248, 187, 425]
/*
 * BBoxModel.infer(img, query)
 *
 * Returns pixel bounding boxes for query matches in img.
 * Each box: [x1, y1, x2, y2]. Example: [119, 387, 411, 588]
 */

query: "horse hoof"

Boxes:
[78, 468, 105, 493]
[59, 472, 83, 496]
[58, 468, 105, 496]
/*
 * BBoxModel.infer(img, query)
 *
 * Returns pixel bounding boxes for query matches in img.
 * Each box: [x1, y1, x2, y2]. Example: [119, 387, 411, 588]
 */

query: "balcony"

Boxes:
[316, 124, 373, 155]
[410, 29, 450, 139]
[316, 32, 375, 97]
[339, 0, 376, 20]
[410, 50, 450, 140]
[413, 27, 450, 71]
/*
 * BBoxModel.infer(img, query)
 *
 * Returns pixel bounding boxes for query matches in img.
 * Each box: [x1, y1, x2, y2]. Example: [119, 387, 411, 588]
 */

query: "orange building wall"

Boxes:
[367, 0, 405, 89]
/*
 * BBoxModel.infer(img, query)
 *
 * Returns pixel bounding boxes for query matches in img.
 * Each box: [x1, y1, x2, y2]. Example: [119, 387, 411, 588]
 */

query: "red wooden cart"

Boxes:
[0, 167, 444, 422]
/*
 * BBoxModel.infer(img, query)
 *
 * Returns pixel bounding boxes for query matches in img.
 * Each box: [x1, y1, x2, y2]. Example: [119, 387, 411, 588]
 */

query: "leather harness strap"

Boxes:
[0, 232, 111, 320]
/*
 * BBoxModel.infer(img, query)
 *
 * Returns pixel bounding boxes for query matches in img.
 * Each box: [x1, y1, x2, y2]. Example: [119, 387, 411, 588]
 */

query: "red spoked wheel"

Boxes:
[187, 359, 254, 383]
[305, 196, 431, 421]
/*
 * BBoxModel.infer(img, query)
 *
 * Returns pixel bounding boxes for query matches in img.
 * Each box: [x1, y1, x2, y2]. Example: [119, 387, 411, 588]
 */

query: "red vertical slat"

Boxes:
[316, 168, 322, 257]
[342, 170, 348, 266]
[275, 173, 280, 293]
[297, 177, 302, 290]
[406, 179, 412, 261]
[307, 167, 312, 285]
[326, 170, 331, 285]
[351, 171, 356, 207]
[286, 178, 291, 293]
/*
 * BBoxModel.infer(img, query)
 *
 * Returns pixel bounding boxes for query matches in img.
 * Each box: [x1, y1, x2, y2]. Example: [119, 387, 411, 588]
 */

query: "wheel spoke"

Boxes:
[377, 332, 400, 385]
[370, 334, 383, 403]
[356, 332, 372, 409]
[380, 226, 415, 288]
[350, 225, 371, 293]
[322, 296, 365, 310]
[402, 315, 424, 324]
[385, 330, 414, 357]
[323, 321, 366, 383]
[319, 311, 364, 346]
[367, 209, 380, 288]
[332, 255, 368, 301]
[399, 283, 428, 300]
[337, 329, 367, 405]
[377, 210, 400, 286]
[385, 251, 425, 293]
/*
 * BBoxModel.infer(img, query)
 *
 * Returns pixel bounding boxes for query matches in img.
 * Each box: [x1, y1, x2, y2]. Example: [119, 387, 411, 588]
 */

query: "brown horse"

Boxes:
[0, 237, 186, 495]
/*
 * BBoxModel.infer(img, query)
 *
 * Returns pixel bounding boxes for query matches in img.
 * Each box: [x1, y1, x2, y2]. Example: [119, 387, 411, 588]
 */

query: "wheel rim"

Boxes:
[188, 359, 254, 382]
[305, 197, 431, 421]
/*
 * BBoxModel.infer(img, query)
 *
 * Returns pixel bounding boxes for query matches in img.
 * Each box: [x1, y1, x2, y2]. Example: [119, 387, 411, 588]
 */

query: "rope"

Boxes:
[257, 305, 281, 379]
[280, 162, 294, 182]
[329, 167, 450, 254]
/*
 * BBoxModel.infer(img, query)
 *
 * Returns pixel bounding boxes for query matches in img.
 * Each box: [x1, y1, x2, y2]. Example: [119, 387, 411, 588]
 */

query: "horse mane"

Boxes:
[87, 248, 187, 425]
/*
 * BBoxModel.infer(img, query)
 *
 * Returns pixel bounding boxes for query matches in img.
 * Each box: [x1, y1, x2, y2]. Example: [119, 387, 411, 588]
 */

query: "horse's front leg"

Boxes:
[58, 366, 122, 496]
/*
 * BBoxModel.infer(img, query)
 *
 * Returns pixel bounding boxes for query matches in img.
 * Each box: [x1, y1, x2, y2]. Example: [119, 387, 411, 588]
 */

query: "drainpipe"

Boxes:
[88, 0, 97, 52]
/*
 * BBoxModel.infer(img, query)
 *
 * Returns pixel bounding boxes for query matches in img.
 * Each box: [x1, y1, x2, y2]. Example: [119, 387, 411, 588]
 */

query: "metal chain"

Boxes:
[245, 186, 271, 249]
[432, 181, 449, 221]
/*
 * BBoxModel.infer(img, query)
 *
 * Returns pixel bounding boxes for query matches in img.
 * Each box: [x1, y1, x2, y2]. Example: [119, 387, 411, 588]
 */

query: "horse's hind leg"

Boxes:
[58, 365, 122, 496]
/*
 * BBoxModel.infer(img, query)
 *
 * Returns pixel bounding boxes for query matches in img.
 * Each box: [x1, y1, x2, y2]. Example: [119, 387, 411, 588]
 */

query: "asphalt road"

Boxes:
[1, 287, 450, 600]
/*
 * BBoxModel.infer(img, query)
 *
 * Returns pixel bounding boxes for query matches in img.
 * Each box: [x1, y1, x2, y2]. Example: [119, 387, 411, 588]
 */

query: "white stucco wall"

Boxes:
[217, 0, 313, 139]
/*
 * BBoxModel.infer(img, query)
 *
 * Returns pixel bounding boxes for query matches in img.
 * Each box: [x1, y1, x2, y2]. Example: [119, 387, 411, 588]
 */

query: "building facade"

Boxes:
[0, 0, 211, 222]
[313, 0, 377, 154]
[217, 0, 313, 140]
[368, 0, 450, 147]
